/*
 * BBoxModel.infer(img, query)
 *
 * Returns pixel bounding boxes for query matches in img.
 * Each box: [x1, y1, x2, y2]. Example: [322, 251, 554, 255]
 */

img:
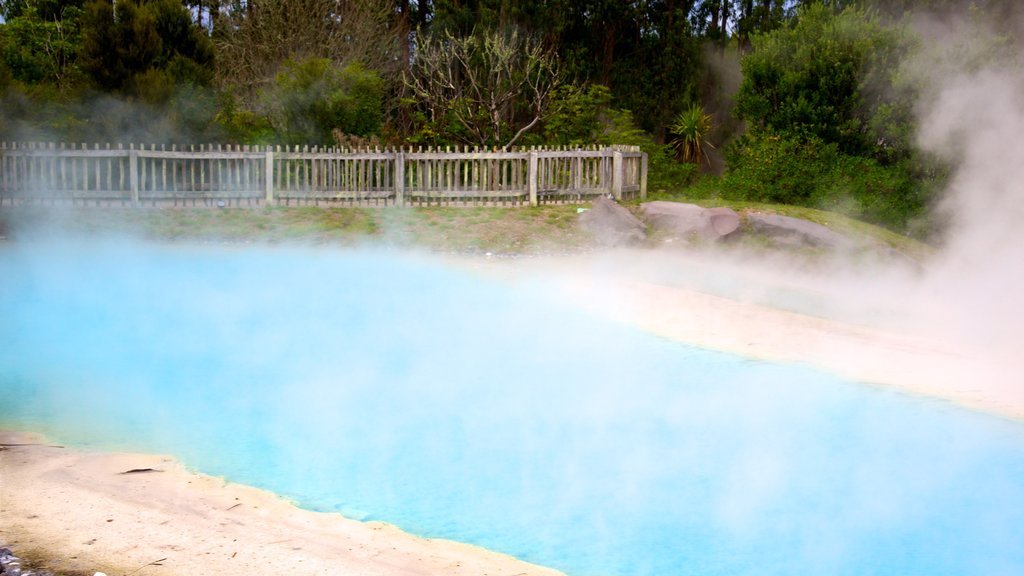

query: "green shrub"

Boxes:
[669, 103, 715, 168]
[719, 131, 835, 205]
[718, 130, 927, 233]
[262, 58, 384, 146]
[595, 108, 696, 193]
[540, 84, 613, 146]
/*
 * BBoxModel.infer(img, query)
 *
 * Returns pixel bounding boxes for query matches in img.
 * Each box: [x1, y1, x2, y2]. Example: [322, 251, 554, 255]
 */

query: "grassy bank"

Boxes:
[0, 205, 589, 255]
[0, 201, 931, 261]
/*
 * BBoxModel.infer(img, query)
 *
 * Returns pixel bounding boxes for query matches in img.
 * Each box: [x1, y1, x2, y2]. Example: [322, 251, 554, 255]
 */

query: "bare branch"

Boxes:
[406, 27, 562, 147]
[215, 0, 399, 105]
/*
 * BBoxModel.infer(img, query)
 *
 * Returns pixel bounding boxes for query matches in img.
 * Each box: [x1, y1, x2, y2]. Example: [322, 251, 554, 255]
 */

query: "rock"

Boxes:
[0, 545, 55, 576]
[640, 201, 740, 242]
[745, 213, 855, 250]
[706, 207, 741, 236]
[579, 195, 646, 247]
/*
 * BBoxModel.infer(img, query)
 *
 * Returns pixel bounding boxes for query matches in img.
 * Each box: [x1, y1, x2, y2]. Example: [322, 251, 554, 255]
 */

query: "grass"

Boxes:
[0, 204, 595, 255]
[640, 193, 933, 262]
[0, 200, 932, 261]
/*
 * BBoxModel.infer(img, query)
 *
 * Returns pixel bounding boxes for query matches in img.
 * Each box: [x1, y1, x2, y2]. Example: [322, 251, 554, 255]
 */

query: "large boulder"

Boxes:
[706, 206, 741, 237]
[745, 213, 855, 250]
[641, 201, 740, 242]
[579, 195, 646, 247]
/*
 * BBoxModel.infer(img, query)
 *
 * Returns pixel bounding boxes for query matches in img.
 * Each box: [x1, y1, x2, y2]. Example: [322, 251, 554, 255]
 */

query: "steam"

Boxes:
[0, 86, 221, 144]
[916, 70, 1024, 339]
[893, 9, 1024, 406]
[2, 9, 1024, 576]
[3, 241, 1024, 576]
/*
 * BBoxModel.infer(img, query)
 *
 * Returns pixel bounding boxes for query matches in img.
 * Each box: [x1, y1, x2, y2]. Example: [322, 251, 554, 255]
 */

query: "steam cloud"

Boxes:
[905, 9, 1024, 401]
[2, 8, 1024, 576]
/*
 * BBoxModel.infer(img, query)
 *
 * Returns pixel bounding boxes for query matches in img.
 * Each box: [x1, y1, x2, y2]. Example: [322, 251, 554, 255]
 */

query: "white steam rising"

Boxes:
[917, 67, 1024, 342]
[1, 10, 1024, 576]
[899, 11, 1024, 404]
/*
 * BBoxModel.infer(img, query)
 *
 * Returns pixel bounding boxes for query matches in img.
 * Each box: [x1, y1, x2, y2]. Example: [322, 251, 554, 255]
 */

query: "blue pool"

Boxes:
[2, 242, 1023, 576]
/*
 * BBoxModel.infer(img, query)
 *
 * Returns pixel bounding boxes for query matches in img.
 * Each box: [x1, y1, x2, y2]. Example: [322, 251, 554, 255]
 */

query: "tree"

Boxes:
[692, 0, 732, 51]
[539, 83, 613, 146]
[734, 3, 913, 159]
[670, 103, 715, 169]
[0, 1, 84, 90]
[735, 0, 785, 50]
[539, 0, 703, 139]
[0, 0, 28, 21]
[722, 4, 930, 231]
[215, 0, 398, 105]
[405, 27, 562, 148]
[261, 57, 385, 145]
[78, 0, 213, 98]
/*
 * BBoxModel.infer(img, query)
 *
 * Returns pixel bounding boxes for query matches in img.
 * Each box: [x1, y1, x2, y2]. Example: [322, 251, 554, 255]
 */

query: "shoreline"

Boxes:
[475, 250, 1024, 422]
[0, 429, 566, 576]
[3, 249, 1022, 576]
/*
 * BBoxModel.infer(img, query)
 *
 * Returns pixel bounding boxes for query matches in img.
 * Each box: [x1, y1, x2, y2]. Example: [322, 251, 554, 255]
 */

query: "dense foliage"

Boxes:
[1, 0, 1021, 234]
[719, 4, 932, 232]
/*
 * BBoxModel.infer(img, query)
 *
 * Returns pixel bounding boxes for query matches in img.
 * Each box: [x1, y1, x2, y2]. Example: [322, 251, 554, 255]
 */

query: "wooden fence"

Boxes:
[0, 143, 647, 207]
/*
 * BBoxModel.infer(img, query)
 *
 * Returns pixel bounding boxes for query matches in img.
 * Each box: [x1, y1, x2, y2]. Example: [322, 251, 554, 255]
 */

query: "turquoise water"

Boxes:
[2, 242, 1024, 576]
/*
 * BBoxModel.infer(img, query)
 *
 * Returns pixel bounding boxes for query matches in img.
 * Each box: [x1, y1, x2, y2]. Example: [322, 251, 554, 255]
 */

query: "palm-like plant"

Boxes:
[670, 104, 716, 170]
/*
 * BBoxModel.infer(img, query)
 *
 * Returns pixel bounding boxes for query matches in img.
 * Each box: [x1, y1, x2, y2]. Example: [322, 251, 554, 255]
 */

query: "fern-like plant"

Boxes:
[670, 104, 715, 170]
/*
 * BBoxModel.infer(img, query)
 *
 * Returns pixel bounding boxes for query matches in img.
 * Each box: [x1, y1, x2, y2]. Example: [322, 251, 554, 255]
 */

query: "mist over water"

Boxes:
[2, 13, 1024, 576]
[3, 241, 1024, 576]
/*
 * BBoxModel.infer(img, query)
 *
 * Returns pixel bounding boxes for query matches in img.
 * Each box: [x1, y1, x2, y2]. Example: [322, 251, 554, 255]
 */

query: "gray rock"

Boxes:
[706, 206, 741, 237]
[640, 201, 740, 242]
[745, 213, 855, 250]
[579, 195, 647, 247]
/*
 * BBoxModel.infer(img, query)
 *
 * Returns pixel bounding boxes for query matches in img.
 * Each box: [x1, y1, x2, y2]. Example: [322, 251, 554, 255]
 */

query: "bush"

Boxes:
[540, 84, 612, 146]
[595, 108, 696, 193]
[719, 132, 836, 205]
[735, 3, 913, 159]
[718, 131, 927, 233]
[261, 58, 384, 146]
[524, 87, 696, 193]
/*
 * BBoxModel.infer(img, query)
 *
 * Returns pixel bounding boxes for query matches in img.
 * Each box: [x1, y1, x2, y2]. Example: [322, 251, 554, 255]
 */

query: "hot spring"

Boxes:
[2, 242, 1023, 576]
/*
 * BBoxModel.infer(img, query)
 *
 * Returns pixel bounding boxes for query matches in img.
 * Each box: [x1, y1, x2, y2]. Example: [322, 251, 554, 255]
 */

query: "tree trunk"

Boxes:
[710, 2, 720, 40]
[719, 0, 730, 54]
[397, 0, 411, 71]
[600, 21, 616, 87]
[209, 0, 220, 35]
[739, 0, 754, 52]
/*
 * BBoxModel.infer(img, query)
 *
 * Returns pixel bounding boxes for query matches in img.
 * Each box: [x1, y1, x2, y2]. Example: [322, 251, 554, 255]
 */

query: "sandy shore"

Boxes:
[3, 248, 1021, 576]
[488, 250, 1024, 421]
[0, 429, 566, 576]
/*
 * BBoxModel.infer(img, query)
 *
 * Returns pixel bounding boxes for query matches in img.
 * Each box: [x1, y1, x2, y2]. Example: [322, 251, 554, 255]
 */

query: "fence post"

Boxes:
[394, 151, 405, 207]
[129, 146, 139, 206]
[611, 150, 623, 201]
[264, 148, 274, 205]
[640, 153, 648, 201]
[528, 151, 538, 207]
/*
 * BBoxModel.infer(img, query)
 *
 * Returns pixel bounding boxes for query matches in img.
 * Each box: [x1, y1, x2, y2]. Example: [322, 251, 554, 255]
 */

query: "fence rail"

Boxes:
[0, 143, 647, 207]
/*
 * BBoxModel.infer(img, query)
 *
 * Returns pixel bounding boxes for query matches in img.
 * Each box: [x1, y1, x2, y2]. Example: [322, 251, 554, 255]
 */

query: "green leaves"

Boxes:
[539, 84, 612, 146]
[0, 2, 83, 89]
[718, 130, 930, 234]
[670, 104, 716, 169]
[79, 0, 212, 97]
[262, 58, 385, 146]
[735, 3, 911, 158]
[720, 3, 937, 233]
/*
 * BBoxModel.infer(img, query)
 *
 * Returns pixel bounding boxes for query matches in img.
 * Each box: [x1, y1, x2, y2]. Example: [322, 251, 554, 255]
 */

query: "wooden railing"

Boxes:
[0, 143, 647, 207]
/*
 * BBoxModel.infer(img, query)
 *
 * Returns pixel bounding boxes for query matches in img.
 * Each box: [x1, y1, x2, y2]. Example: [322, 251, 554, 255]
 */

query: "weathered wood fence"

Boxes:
[0, 143, 647, 207]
